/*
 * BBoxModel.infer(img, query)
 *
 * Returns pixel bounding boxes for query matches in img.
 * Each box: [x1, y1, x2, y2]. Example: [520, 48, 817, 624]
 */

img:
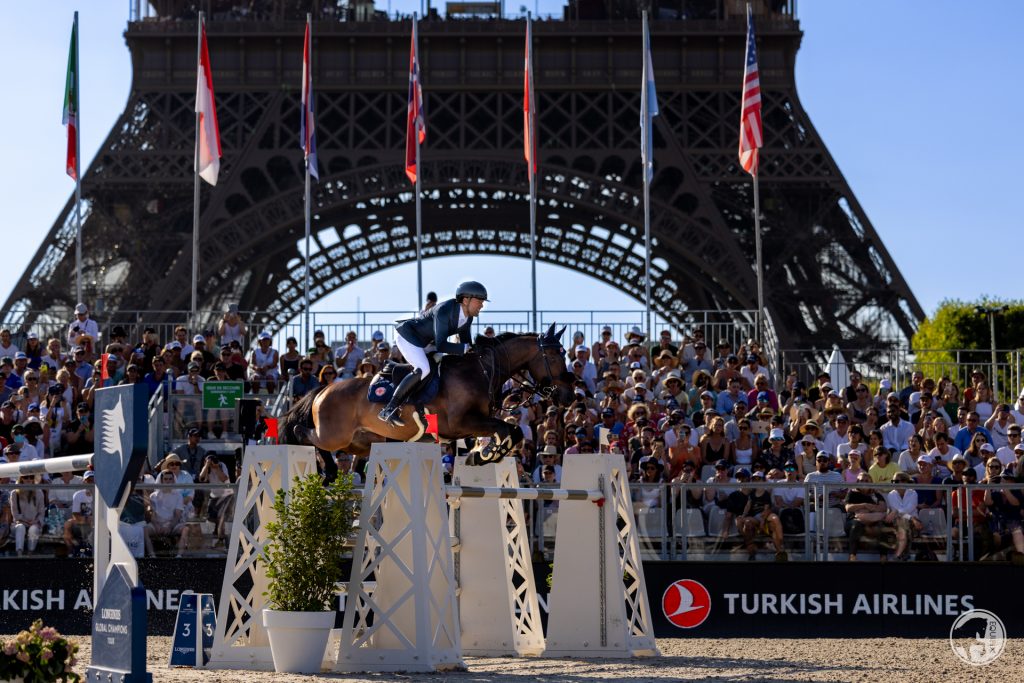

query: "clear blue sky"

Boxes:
[0, 1, 1019, 324]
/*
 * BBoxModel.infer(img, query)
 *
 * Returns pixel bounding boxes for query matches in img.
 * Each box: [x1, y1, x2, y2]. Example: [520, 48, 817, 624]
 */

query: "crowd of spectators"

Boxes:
[2, 301, 1023, 562]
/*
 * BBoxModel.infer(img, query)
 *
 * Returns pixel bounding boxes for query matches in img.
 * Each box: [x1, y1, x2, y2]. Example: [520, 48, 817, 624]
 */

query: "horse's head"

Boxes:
[530, 323, 576, 406]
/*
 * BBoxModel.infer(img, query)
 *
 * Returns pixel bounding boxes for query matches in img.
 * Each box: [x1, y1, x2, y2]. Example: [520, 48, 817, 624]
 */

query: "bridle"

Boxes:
[476, 334, 566, 411]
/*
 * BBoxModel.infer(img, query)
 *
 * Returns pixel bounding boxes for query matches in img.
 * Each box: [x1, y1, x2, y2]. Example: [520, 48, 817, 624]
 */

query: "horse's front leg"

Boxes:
[458, 413, 524, 465]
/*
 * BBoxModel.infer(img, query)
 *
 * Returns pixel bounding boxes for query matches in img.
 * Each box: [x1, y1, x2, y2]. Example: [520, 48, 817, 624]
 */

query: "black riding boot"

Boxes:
[378, 369, 422, 428]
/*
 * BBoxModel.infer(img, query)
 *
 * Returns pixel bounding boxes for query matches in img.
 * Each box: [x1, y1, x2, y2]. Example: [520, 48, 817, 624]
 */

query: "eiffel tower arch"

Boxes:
[4, 5, 922, 349]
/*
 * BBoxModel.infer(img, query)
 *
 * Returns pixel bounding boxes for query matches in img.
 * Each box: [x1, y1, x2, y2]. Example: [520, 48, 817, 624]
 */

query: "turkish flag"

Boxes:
[425, 413, 439, 443]
[264, 416, 279, 441]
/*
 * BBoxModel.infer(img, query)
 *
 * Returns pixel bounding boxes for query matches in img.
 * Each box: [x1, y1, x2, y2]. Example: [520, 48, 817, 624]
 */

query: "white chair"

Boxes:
[823, 509, 846, 538]
[635, 507, 665, 539]
[707, 506, 737, 537]
[700, 465, 716, 481]
[919, 508, 948, 538]
[678, 508, 706, 537]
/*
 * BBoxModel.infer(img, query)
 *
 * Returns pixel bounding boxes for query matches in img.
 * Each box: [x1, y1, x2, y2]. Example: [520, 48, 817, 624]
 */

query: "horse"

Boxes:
[288, 324, 576, 463]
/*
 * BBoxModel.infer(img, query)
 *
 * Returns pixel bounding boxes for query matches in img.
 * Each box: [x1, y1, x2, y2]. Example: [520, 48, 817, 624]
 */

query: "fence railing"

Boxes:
[2, 476, 1010, 563]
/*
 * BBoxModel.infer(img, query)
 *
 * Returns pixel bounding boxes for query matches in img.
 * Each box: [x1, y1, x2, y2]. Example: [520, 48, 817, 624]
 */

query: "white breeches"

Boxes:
[395, 335, 432, 380]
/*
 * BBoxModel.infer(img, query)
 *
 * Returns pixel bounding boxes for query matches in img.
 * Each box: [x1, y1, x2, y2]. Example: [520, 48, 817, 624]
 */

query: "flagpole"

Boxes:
[73, 11, 82, 305]
[191, 12, 203, 330]
[753, 173, 764, 340]
[413, 14, 423, 308]
[642, 12, 652, 348]
[526, 12, 538, 332]
[303, 13, 313, 355]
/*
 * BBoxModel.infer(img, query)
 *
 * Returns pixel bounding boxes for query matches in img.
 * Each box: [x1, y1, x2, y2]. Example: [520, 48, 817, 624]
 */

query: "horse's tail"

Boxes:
[280, 385, 326, 447]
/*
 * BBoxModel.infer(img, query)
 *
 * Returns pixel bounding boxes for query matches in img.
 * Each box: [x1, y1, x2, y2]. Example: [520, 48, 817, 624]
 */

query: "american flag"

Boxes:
[738, 4, 763, 176]
[300, 20, 319, 180]
[405, 19, 426, 184]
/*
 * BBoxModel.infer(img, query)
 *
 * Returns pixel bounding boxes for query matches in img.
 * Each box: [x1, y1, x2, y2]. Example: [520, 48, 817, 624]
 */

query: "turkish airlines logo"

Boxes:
[662, 579, 711, 629]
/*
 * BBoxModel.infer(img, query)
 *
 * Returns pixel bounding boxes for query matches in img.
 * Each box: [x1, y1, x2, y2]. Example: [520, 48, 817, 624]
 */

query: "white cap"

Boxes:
[258, 331, 272, 340]
[74, 303, 88, 314]
[980, 442, 994, 453]
[769, 428, 785, 441]
[916, 454, 934, 465]
[576, 345, 588, 353]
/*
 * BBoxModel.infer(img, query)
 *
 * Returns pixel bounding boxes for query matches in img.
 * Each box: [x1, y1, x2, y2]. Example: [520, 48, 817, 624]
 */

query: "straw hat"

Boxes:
[653, 350, 678, 369]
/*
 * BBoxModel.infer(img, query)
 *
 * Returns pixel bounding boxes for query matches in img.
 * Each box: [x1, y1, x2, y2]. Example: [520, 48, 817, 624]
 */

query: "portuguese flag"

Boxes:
[63, 12, 79, 180]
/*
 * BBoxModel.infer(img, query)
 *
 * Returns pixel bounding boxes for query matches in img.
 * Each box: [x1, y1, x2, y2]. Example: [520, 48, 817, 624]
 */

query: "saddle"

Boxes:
[367, 357, 443, 406]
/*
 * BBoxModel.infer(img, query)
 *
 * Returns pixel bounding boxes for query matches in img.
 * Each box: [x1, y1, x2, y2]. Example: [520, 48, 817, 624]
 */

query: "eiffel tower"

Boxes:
[3, 1, 922, 349]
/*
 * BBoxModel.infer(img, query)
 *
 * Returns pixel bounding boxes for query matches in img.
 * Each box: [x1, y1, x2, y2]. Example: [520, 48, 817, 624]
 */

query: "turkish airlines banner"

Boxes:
[3, 559, 1021, 638]
[642, 562, 1024, 638]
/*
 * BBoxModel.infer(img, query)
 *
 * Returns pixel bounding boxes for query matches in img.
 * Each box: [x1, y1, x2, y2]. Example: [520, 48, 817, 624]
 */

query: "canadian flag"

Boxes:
[195, 22, 221, 185]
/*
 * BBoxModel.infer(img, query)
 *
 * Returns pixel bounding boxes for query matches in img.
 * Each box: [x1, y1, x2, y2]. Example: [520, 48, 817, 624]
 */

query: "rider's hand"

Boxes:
[464, 343, 472, 354]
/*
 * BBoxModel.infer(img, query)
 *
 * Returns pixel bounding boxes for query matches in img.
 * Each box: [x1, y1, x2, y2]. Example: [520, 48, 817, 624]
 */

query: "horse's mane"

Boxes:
[473, 331, 532, 347]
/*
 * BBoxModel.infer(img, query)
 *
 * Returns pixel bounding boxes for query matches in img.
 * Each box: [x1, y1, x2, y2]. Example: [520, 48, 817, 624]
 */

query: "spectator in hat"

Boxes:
[682, 340, 713, 378]
[190, 334, 217, 371]
[158, 453, 195, 511]
[145, 466, 191, 558]
[823, 412, 851, 458]
[657, 370, 688, 410]
[567, 344, 596, 394]
[64, 470, 95, 557]
[174, 361, 206, 396]
[248, 332, 280, 394]
[912, 456, 944, 510]
[594, 407, 623, 450]
[747, 374, 778, 412]
[590, 325, 614, 366]
[703, 459, 736, 513]
[712, 352, 745, 391]
[710, 339, 733, 372]
[173, 428, 208, 475]
[336, 330, 366, 379]
[533, 445, 562, 483]
[67, 303, 100, 350]
[142, 354, 171, 401]
[23, 332, 43, 371]
[757, 430, 786, 473]
[740, 354, 771, 390]
[772, 461, 805, 532]
[218, 304, 247, 348]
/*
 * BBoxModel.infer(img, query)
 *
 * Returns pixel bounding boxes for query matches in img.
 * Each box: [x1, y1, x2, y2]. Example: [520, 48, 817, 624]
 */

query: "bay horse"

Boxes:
[288, 324, 575, 462]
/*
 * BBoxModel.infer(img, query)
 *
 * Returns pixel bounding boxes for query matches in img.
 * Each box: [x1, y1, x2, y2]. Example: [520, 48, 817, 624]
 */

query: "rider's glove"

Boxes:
[464, 343, 473, 354]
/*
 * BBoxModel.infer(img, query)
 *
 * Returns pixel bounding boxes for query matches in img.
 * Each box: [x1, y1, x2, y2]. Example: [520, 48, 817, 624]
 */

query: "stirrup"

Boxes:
[377, 405, 406, 428]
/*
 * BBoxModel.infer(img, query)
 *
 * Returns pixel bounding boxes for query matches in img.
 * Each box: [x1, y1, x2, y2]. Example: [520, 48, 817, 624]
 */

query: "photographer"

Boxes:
[217, 304, 247, 348]
[66, 303, 100, 350]
[61, 402, 94, 456]
[198, 453, 232, 548]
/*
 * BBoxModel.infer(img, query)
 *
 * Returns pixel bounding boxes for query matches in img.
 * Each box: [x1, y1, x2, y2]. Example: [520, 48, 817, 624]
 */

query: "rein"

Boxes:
[475, 335, 559, 413]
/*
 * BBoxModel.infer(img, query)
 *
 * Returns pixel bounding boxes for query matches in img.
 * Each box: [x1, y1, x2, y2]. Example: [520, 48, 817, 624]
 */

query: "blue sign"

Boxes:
[86, 564, 151, 683]
[169, 593, 216, 667]
[93, 384, 149, 509]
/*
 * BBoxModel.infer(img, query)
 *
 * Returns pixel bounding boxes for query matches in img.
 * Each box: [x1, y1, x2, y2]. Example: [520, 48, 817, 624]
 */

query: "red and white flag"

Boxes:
[523, 16, 537, 177]
[404, 18, 426, 184]
[738, 4, 763, 176]
[195, 21, 222, 186]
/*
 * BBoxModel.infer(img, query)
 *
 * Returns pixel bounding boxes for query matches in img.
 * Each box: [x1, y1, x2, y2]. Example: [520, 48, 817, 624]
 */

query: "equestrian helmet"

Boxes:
[455, 280, 489, 302]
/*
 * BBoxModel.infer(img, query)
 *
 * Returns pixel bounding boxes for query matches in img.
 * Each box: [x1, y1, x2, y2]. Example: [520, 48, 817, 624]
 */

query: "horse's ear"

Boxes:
[544, 322, 556, 338]
[555, 326, 566, 341]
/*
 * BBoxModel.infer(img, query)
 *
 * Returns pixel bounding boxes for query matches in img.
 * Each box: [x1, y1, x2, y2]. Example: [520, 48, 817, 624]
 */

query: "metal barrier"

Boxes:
[3, 466, 1010, 563]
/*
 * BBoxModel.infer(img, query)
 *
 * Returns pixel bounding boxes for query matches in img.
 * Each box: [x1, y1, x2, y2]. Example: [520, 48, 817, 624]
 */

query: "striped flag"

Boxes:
[195, 20, 222, 186]
[300, 20, 319, 180]
[523, 15, 537, 177]
[404, 19, 426, 184]
[640, 14, 658, 183]
[738, 4, 763, 176]
[62, 13, 79, 180]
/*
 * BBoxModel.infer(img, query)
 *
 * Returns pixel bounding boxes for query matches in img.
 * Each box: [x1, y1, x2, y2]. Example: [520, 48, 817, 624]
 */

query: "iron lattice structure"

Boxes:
[4, 9, 922, 348]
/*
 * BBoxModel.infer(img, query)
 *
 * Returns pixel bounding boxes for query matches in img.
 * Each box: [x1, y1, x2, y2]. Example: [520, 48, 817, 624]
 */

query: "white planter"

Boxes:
[262, 609, 336, 673]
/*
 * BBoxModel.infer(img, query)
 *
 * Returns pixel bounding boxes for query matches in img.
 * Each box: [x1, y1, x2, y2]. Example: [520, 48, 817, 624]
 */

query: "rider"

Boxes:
[378, 281, 488, 427]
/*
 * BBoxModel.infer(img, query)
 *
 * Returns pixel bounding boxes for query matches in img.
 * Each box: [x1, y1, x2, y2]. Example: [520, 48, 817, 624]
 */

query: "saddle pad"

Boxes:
[366, 371, 441, 406]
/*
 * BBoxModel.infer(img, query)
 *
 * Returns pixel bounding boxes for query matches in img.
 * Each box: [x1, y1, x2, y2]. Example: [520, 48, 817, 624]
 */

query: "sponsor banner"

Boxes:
[642, 562, 1024, 638]
[3, 559, 1021, 638]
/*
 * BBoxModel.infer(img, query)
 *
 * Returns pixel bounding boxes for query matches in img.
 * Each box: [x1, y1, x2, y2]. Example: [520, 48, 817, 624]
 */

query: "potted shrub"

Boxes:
[261, 472, 354, 673]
